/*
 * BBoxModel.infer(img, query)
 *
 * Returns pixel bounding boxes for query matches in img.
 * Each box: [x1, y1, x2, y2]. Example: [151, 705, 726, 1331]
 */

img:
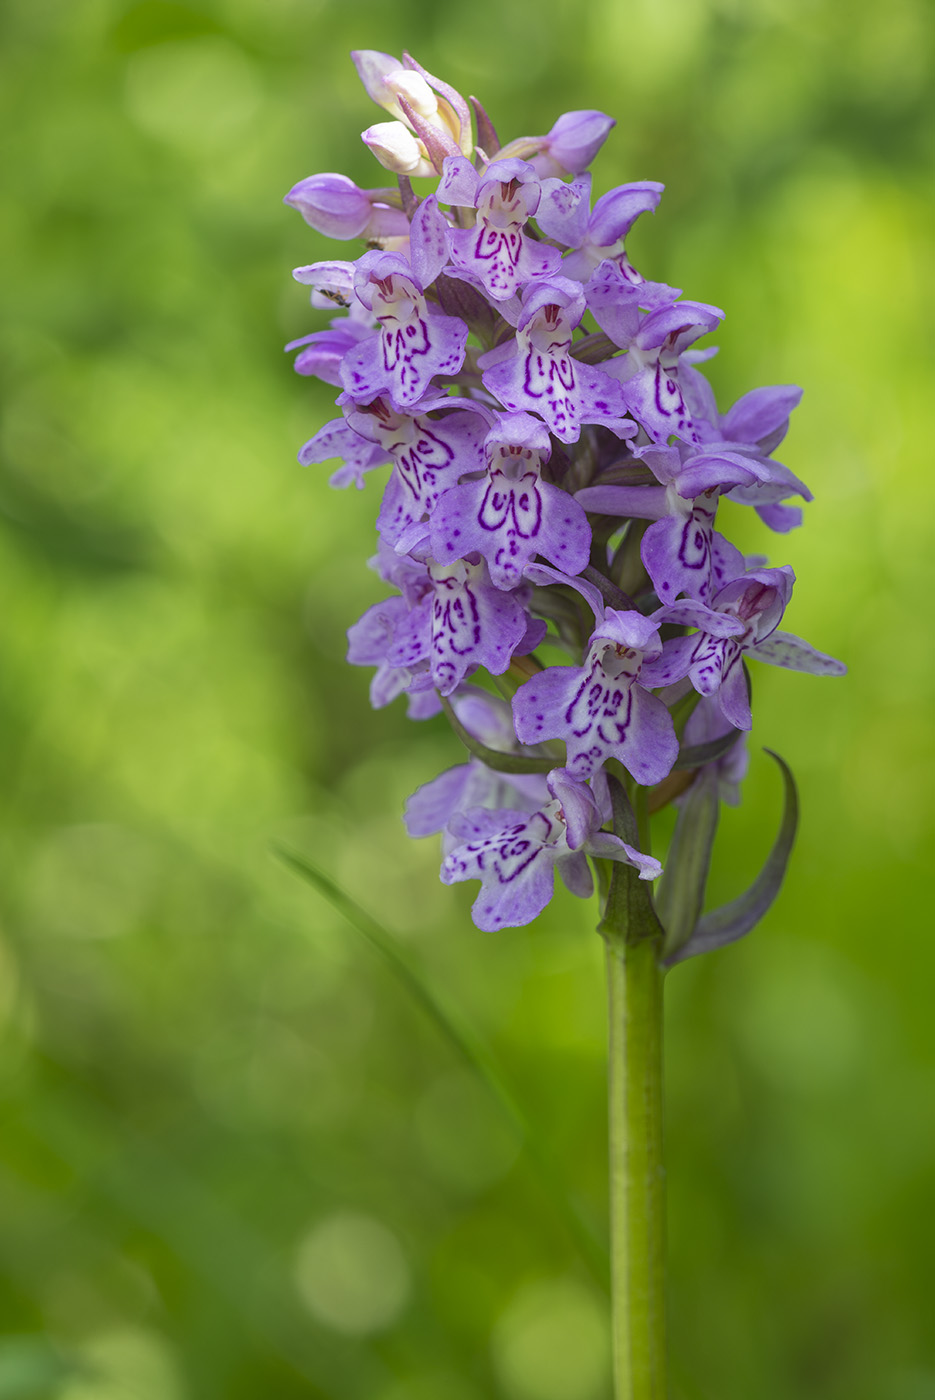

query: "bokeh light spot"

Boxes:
[491, 1276, 610, 1400]
[294, 1212, 410, 1335]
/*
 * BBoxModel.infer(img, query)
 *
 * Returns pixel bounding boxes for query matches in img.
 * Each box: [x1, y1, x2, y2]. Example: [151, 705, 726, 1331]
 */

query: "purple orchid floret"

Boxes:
[427, 556, 544, 694]
[351, 545, 546, 699]
[430, 410, 591, 589]
[601, 299, 725, 445]
[528, 110, 616, 178]
[284, 173, 410, 242]
[438, 155, 561, 302]
[479, 277, 634, 443]
[341, 250, 467, 408]
[576, 442, 784, 604]
[537, 176, 669, 286]
[440, 766, 660, 932]
[512, 581, 680, 784]
[297, 416, 390, 488]
[340, 392, 488, 551]
[654, 566, 845, 730]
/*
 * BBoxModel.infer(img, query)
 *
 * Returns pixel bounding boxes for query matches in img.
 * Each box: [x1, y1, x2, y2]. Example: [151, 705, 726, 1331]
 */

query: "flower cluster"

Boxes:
[285, 51, 845, 949]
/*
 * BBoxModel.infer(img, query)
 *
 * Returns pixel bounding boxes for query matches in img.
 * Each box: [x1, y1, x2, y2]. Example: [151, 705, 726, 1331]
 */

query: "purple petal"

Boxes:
[546, 767, 604, 850]
[587, 181, 664, 247]
[749, 630, 846, 676]
[716, 653, 752, 730]
[556, 850, 595, 898]
[535, 173, 592, 246]
[523, 562, 605, 624]
[298, 418, 390, 488]
[585, 831, 662, 881]
[721, 385, 802, 448]
[437, 153, 481, 206]
[409, 194, 451, 287]
[755, 502, 804, 532]
[512, 664, 582, 747]
[405, 764, 473, 836]
[540, 110, 615, 175]
[575, 484, 668, 520]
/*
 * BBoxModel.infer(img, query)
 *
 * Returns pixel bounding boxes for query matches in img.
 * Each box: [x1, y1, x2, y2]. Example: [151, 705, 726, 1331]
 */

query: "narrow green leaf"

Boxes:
[657, 764, 720, 960]
[273, 844, 610, 1290]
[666, 749, 798, 965]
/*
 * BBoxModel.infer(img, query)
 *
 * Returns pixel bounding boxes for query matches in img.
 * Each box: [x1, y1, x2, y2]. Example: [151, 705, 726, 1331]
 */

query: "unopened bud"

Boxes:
[362, 121, 433, 178]
[284, 172, 410, 241]
[537, 110, 616, 176]
[384, 70, 437, 121]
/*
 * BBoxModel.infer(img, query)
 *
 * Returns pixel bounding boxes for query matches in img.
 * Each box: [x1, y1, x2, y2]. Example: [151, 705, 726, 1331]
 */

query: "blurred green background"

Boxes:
[1, 0, 933, 1397]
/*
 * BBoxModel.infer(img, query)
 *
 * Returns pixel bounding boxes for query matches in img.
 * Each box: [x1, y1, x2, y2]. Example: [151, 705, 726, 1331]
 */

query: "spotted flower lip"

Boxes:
[430, 410, 592, 589]
[478, 277, 632, 442]
[340, 250, 467, 408]
[285, 52, 845, 934]
[511, 606, 680, 785]
[440, 765, 660, 932]
[438, 155, 562, 302]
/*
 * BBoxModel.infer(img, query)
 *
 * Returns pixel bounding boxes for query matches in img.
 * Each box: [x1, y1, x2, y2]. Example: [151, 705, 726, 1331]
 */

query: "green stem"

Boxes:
[605, 932, 667, 1400]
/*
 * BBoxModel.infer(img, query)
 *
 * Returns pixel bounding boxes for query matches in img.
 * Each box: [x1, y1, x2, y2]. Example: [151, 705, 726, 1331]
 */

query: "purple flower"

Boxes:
[350, 547, 546, 699]
[512, 600, 679, 784]
[479, 277, 633, 443]
[655, 567, 845, 730]
[430, 411, 591, 589]
[427, 557, 542, 695]
[340, 393, 488, 551]
[529, 110, 615, 178]
[440, 767, 660, 931]
[437, 156, 561, 302]
[576, 443, 784, 604]
[600, 299, 725, 446]
[284, 173, 410, 241]
[340, 250, 467, 408]
[537, 178, 669, 286]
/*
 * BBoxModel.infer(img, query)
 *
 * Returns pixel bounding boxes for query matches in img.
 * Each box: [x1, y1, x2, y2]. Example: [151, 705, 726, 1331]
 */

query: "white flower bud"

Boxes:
[384, 70, 437, 121]
[362, 121, 433, 177]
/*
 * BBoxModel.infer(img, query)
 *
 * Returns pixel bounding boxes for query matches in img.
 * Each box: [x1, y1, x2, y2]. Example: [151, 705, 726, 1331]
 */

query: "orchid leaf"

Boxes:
[657, 764, 720, 960]
[666, 749, 798, 965]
